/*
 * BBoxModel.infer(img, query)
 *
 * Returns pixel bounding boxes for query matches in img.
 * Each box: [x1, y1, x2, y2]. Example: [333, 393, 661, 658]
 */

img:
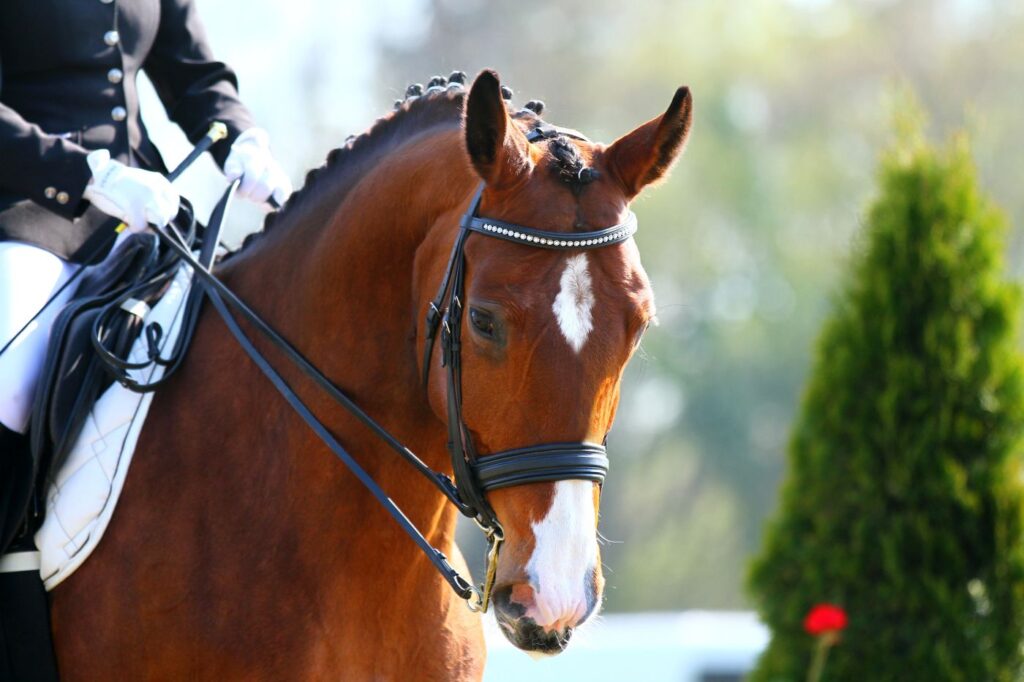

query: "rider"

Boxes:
[0, 1, 291, 677]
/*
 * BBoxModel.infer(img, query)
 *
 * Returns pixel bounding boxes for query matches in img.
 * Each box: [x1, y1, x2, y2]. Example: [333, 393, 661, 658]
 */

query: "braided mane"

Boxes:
[226, 73, 594, 257]
[229, 84, 465, 256]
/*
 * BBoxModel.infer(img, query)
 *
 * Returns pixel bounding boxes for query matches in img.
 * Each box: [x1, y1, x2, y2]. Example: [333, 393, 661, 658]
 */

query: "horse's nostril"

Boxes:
[491, 584, 511, 609]
[491, 584, 525, 618]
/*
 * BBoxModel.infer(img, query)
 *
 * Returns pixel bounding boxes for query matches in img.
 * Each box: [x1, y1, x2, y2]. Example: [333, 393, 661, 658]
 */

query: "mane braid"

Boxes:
[224, 87, 468, 258]
[547, 135, 597, 193]
[222, 80, 590, 259]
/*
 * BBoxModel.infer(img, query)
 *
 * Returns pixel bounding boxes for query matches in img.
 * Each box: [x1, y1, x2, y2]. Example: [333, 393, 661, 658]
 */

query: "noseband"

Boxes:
[106, 123, 638, 613]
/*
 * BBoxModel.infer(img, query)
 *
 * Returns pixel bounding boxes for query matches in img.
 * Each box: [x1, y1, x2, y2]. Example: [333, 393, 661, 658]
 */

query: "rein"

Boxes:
[96, 123, 638, 612]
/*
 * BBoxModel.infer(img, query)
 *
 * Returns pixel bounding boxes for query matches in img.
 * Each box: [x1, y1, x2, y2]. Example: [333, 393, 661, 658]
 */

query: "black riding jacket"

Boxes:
[0, 0, 255, 262]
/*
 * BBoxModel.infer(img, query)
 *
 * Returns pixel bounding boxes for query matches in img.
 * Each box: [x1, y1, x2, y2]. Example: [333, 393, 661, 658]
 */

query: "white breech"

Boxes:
[0, 242, 80, 434]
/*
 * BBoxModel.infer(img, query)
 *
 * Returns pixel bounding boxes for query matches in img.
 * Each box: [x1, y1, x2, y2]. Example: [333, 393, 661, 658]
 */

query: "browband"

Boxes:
[464, 213, 637, 250]
[458, 182, 638, 251]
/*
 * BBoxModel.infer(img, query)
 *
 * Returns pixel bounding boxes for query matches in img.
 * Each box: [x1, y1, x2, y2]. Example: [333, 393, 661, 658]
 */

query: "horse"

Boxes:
[47, 69, 693, 680]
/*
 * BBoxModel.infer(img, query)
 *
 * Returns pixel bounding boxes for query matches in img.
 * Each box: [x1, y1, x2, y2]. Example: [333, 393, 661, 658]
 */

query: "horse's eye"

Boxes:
[469, 307, 496, 338]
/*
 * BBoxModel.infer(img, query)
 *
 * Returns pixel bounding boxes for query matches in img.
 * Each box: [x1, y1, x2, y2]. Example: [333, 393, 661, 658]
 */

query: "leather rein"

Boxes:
[96, 124, 638, 612]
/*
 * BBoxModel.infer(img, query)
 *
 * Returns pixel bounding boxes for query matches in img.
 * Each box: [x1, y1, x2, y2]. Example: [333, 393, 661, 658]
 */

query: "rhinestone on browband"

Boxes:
[466, 211, 639, 250]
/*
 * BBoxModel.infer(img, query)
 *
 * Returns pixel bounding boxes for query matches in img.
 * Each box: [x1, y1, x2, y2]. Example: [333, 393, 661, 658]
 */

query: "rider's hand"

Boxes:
[223, 128, 292, 207]
[82, 150, 180, 234]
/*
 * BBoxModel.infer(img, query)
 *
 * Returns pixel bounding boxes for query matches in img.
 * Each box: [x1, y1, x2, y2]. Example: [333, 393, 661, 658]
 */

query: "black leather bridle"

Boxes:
[96, 123, 638, 612]
[424, 127, 636, 498]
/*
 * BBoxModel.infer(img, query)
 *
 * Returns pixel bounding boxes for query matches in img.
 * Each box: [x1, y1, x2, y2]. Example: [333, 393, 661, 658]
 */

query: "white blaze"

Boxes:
[525, 480, 599, 629]
[552, 254, 595, 353]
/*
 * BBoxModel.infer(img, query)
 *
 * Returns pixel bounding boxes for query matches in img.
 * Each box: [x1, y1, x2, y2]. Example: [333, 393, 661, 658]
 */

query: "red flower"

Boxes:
[804, 603, 848, 636]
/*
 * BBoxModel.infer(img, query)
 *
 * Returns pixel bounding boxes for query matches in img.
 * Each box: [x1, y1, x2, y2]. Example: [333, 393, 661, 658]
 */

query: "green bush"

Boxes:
[747, 117, 1024, 681]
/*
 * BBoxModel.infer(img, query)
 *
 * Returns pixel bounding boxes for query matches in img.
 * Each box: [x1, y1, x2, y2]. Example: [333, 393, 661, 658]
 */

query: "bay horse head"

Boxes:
[417, 70, 694, 653]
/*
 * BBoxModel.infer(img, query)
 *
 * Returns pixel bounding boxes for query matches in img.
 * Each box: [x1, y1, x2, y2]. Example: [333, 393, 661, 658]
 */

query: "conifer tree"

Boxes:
[747, 115, 1024, 681]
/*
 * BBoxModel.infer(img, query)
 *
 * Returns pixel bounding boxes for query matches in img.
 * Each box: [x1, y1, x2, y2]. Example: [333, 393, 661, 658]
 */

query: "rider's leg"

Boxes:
[0, 516, 60, 681]
[0, 241, 80, 436]
[0, 425, 32, 556]
[0, 240, 78, 550]
[1, 424, 60, 682]
[0, 241, 76, 682]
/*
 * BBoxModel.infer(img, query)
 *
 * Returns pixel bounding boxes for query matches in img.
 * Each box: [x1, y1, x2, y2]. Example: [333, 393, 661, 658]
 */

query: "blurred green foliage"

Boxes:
[747, 111, 1024, 680]
[354, 0, 1024, 612]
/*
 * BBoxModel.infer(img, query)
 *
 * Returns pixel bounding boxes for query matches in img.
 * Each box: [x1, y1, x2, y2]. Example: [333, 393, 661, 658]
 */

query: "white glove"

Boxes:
[83, 150, 180, 234]
[223, 128, 292, 206]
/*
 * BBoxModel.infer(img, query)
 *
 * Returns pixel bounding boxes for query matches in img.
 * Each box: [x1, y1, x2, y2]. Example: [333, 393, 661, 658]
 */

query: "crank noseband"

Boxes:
[473, 443, 610, 492]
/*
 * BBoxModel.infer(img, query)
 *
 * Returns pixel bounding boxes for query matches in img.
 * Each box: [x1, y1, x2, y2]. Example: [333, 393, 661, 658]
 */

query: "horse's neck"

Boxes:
[213, 128, 473, 548]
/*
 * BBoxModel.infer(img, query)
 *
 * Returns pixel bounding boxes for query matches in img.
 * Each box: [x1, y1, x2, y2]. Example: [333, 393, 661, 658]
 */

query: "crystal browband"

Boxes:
[464, 211, 638, 250]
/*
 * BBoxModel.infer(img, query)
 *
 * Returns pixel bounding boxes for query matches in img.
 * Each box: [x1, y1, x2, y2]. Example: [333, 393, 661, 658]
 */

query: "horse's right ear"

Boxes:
[464, 70, 531, 188]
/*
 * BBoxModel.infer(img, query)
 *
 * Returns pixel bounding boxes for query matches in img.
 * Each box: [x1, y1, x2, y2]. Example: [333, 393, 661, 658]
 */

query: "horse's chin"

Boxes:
[525, 649, 558, 661]
[496, 614, 573, 656]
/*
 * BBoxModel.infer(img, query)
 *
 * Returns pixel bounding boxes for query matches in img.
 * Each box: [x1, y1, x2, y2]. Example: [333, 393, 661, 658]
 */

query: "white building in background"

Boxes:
[484, 611, 768, 682]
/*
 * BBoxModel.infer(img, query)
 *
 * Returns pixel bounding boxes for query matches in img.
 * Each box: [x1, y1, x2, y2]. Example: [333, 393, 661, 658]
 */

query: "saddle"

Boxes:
[28, 203, 210, 512]
[30, 194, 230, 590]
[29, 234, 166, 492]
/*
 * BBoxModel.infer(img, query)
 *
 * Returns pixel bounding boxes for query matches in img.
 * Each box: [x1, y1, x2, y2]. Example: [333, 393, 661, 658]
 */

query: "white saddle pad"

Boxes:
[35, 264, 193, 590]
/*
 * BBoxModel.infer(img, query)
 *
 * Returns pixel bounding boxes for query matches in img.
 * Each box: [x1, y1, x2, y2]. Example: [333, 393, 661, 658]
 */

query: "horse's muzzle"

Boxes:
[491, 582, 597, 654]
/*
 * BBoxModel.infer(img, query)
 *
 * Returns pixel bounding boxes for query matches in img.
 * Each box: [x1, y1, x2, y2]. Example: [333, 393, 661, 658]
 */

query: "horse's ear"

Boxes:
[464, 70, 531, 188]
[604, 86, 693, 198]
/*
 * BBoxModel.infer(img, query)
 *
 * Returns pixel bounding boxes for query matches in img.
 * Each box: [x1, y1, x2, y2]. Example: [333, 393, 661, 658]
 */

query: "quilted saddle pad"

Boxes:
[35, 264, 193, 590]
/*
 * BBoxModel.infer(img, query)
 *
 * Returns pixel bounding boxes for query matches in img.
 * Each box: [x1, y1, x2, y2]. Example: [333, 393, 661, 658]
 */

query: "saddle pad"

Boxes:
[35, 263, 193, 590]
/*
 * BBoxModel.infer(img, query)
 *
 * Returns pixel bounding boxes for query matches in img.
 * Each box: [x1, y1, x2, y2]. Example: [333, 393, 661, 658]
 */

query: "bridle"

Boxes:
[420, 124, 638, 606]
[95, 123, 639, 612]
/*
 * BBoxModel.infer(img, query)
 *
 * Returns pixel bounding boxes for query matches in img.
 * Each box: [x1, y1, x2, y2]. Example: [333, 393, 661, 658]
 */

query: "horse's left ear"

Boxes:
[464, 69, 532, 189]
[603, 86, 693, 198]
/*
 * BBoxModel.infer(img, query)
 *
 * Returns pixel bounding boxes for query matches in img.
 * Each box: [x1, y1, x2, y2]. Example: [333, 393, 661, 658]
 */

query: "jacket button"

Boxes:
[44, 187, 57, 200]
[56, 192, 70, 205]
[103, 30, 120, 47]
[107, 68, 123, 84]
[111, 106, 127, 121]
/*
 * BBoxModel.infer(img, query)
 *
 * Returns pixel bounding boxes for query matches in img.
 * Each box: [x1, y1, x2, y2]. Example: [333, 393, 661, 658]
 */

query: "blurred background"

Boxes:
[142, 0, 1024, 676]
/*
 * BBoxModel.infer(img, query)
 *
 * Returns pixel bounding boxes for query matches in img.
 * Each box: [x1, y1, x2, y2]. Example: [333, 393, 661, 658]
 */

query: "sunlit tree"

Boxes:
[748, 114, 1024, 680]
